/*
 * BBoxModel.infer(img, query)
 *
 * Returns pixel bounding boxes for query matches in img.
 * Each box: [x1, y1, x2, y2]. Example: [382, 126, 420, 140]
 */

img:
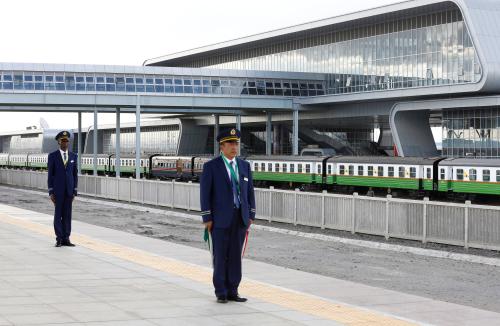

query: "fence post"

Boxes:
[385, 195, 392, 240]
[294, 188, 299, 226]
[171, 180, 175, 209]
[94, 176, 97, 198]
[141, 179, 145, 204]
[129, 177, 132, 203]
[187, 181, 192, 211]
[423, 197, 429, 244]
[104, 175, 108, 199]
[465, 200, 471, 249]
[156, 180, 159, 206]
[352, 192, 358, 234]
[268, 186, 274, 223]
[321, 190, 326, 229]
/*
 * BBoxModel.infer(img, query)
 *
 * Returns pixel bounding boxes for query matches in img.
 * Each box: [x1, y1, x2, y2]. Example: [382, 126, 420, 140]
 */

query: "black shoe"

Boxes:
[227, 295, 247, 302]
[55, 241, 62, 247]
[62, 240, 75, 247]
[216, 296, 228, 304]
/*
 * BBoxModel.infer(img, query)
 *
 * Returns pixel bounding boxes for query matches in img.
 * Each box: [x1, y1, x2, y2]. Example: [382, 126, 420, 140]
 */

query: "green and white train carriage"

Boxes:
[9, 154, 28, 168]
[248, 156, 326, 185]
[81, 155, 110, 174]
[328, 157, 437, 191]
[109, 155, 149, 176]
[28, 154, 48, 169]
[0, 154, 9, 167]
[439, 159, 500, 195]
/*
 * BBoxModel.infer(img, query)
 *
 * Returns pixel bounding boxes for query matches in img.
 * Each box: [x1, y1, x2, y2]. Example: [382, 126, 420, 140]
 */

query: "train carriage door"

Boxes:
[432, 159, 445, 191]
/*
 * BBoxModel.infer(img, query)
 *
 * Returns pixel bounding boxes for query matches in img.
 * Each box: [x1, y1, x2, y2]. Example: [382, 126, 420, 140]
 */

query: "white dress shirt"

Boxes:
[222, 155, 238, 182]
[59, 149, 69, 164]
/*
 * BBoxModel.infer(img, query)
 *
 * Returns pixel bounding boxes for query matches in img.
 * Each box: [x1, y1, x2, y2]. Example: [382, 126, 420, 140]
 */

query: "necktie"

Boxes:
[63, 152, 67, 166]
[230, 161, 240, 208]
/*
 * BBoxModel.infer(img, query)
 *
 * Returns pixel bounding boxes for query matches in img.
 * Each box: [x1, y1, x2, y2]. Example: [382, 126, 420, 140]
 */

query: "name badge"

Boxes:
[243, 177, 248, 181]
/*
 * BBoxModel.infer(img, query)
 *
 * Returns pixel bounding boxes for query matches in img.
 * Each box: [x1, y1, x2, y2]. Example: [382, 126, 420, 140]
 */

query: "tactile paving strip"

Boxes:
[0, 212, 418, 326]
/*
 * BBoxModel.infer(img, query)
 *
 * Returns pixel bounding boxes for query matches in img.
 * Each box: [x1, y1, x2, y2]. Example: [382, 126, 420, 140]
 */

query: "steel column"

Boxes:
[116, 108, 121, 178]
[292, 108, 299, 156]
[214, 114, 220, 155]
[77, 112, 82, 175]
[266, 112, 272, 155]
[93, 108, 98, 176]
[135, 97, 141, 180]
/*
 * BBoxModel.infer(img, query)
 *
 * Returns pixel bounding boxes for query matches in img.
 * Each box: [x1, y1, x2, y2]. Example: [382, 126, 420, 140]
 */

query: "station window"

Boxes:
[290, 164, 295, 173]
[426, 168, 432, 179]
[348, 165, 354, 176]
[469, 169, 477, 181]
[298, 164, 303, 173]
[388, 167, 394, 177]
[275, 163, 280, 172]
[483, 170, 490, 182]
[339, 165, 345, 175]
[440, 168, 445, 180]
[399, 167, 405, 178]
[378, 166, 384, 177]
[410, 167, 417, 178]
[368, 166, 374, 176]
[457, 169, 464, 180]
[305, 164, 311, 173]
[268, 163, 272, 172]
[358, 166, 364, 176]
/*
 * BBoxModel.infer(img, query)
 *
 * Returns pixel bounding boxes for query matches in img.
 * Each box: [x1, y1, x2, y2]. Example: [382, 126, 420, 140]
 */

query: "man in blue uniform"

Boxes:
[200, 128, 256, 303]
[48, 131, 78, 247]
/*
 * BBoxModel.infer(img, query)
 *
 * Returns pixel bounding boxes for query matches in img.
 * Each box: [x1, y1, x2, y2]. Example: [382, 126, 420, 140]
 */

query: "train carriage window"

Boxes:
[290, 164, 295, 173]
[440, 168, 445, 180]
[327, 165, 332, 175]
[357, 166, 364, 176]
[283, 163, 288, 173]
[497, 170, 500, 182]
[275, 163, 280, 172]
[469, 169, 477, 181]
[378, 166, 384, 177]
[398, 167, 405, 178]
[388, 167, 394, 177]
[410, 167, 417, 178]
[368, 166, 374, 176]
[305, 164, 311, 173]
[298, 164, 303, 173]
[254, 163, 258, 171]
[457, 169, 464, 180]
[339, 165, 345, 175]
[348, 165, 354, 176]
[317, 164, 321, 174]
[268, 163, 272, 172]
[261, 163, 265, 171]
[426, 168, 432, 179]
[482, 170, 490, 182]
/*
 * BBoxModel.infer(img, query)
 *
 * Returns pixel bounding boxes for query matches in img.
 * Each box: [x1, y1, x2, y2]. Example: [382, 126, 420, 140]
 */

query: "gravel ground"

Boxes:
[1, 185, 500, 313]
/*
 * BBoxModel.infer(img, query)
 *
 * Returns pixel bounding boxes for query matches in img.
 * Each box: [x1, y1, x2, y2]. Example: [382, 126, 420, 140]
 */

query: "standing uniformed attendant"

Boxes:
[48, 131, 78, 247]
[200, 128, 256, 303]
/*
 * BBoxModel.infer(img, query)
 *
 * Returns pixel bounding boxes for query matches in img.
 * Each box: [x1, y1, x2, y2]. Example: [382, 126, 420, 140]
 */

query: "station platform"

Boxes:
[0, 203, 499, 326]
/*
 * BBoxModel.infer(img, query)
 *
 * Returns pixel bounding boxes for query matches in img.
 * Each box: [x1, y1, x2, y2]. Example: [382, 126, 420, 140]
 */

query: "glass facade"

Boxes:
[191, 7, 481, 96]
[0, 71, 324, 97]
[102, 126, 180, 155]
[442, 108, 500, 158]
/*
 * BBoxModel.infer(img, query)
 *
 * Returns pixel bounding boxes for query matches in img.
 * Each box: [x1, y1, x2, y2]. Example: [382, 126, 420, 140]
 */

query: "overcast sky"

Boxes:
[1, 0, 402, 133]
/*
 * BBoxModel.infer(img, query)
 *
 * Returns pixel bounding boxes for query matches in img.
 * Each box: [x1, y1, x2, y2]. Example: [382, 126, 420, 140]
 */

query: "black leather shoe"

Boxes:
[63, 240, 75, 247]
[55, 241, 62, 247]
[227, 295, 247, 302]
[216, 296, 228, 303]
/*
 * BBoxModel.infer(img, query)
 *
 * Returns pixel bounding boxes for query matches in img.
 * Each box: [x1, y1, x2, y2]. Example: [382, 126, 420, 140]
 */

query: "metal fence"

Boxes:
[1, 169, 499, 251]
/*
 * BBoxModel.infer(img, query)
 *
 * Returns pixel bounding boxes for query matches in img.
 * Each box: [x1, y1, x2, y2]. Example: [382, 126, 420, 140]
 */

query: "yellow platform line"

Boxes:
[0, 212, 418, 326]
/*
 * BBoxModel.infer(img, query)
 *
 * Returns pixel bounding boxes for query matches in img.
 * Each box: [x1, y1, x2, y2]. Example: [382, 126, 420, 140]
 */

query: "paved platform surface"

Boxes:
[0, 204, 499, 326]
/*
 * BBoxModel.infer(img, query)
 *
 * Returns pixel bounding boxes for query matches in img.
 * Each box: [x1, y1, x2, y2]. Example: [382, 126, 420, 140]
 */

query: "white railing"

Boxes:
[1, 169, 499, 251]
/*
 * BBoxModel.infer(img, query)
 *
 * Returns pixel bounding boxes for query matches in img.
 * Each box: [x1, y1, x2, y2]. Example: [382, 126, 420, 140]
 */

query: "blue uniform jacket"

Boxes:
[200, 156, 256, 228]
[47, 150, 78, 197]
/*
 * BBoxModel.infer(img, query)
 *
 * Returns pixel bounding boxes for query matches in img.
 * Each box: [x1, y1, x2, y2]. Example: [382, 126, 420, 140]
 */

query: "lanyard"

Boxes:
[221, 154, 240, 194]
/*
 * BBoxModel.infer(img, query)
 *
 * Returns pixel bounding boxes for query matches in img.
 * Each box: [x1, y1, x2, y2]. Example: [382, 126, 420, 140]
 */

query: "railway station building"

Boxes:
[1, 0, 500, 159]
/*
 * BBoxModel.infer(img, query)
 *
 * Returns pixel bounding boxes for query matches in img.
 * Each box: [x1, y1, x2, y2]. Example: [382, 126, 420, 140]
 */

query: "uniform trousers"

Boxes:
[211, 208, 247, 298]
[53, 194, 73, 242]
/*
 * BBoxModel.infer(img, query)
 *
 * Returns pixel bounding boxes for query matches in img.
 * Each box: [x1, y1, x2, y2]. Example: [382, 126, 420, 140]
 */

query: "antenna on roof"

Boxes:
[39, 118, 49, 130]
